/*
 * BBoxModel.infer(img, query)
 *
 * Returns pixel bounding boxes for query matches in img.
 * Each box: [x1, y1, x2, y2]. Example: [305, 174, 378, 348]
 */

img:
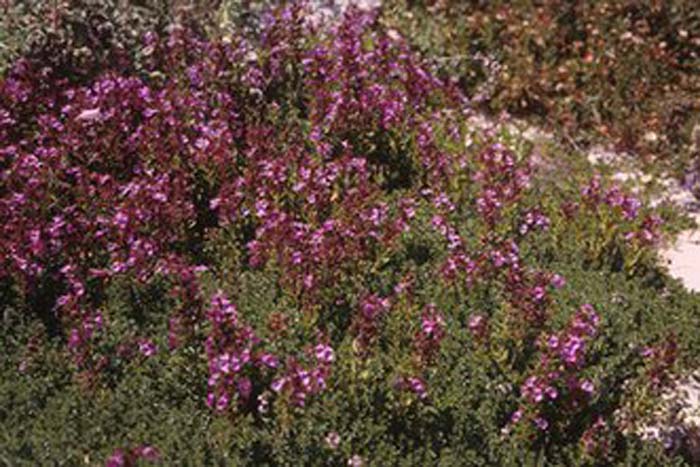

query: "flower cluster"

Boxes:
[0, 1, 471, 410]
[582, 176, 642, 222]
[413, 303, 446, 365]
[580, 416, 613, 459]
[270, 339, 335, 407]
[641, 335, 679, 390]
[352, 294, 392, 354]
[508, 304, 601, 435]
[204, 292, 277, 413]
[394, 374, 429, 401]
[579, 174, 664, 247]
[474, 143, 531, 226]
[106, 444, 160, 467]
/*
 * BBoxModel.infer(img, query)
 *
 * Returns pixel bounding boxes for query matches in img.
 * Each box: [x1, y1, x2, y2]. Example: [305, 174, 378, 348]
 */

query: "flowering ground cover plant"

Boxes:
[1, 2, 700, 465]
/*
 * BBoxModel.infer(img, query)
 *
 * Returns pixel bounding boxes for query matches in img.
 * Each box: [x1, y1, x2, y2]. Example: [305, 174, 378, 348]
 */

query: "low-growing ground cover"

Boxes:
[382, 0, 700, 180]
[1, 2, 700, 465]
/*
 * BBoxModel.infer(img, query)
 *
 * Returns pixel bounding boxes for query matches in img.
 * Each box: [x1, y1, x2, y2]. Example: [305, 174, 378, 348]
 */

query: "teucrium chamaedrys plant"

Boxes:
[0, 2, 697, 465]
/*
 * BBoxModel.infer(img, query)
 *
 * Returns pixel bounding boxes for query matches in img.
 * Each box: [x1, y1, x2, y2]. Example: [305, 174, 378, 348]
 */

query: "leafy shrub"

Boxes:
[1, 3, 699, 465]
[382, 0, 700, 173]
[0, 0, 230, 78]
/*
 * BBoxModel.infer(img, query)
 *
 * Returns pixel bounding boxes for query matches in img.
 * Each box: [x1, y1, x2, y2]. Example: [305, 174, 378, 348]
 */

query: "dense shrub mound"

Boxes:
[1, 3, 699, 465]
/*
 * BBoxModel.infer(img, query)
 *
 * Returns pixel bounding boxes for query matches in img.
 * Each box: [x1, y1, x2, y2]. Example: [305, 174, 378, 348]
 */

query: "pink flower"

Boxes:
[314, 343, 335, 364]
[510, 409, 523, 423]
[468, 314, 488, 339]
[325, 431, 341, 450]
[133, 445, 160, 462]
[580, 380, 595, 394]
[105, 449, 126, 467]
[258, 353, 279, 369]
[550, 274, 566, 289]
[271, 377, 287, 393]
[534, 417, 549, 431]
[76, 108, 101, 122]
[545, 386, 559, 400]
[138, 339, 158, 357]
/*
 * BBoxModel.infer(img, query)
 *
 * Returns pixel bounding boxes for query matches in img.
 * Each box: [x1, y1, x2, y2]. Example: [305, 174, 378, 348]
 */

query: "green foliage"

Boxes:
[3, 231, 700, 465]
[0, 0, 230, 78]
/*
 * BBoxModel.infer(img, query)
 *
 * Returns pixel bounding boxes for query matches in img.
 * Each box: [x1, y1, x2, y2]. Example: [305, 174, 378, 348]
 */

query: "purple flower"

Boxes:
[138, 339, 158, 357]
[215, 392, 230, 412]
[468, 314, 488, 340]
[534, 417, 549, 431]
[550, 274, 566, 289]
[314, 343, 335, 364]
[621, 196, 642, 220]
[510, 409, 523, 423]
[237, 377, 252, 401]
[545, 386, 559, 400]
[105, 449, 126, 467]
[532, 286, 546, 302]
[133, 445, 160, 462]
[546, 335, 560, 350]
[67, 329, 81, 350]
[271, 377, 287, 393]
[560, 335, 584, 366]
[258, 353, 279, 369]
[580, 380, 595, 394]
[404, 376, 428, 400]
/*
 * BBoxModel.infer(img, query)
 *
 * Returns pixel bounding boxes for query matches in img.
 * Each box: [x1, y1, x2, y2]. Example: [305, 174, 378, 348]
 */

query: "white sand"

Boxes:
[662, 214, 700, 292]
